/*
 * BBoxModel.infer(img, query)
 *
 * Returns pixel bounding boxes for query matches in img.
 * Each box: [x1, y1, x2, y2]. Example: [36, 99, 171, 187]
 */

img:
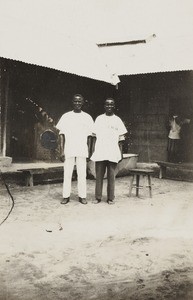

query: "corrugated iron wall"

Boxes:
[118, 72, 193, 162]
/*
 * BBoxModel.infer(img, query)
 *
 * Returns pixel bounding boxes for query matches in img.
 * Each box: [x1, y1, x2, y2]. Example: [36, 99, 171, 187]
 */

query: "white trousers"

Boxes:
[63, 157, 87, 198]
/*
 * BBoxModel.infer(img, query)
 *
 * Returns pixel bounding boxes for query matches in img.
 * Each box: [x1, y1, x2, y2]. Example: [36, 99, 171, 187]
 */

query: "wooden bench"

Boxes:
[18, 167, 64, 187]
[155, 161, 193, 179]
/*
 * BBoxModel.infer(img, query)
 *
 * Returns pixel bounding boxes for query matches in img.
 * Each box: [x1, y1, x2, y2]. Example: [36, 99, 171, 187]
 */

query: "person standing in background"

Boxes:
[167, 115, 182, 163]
[56, 94, 94, 205]
[91, 98, 127, 205]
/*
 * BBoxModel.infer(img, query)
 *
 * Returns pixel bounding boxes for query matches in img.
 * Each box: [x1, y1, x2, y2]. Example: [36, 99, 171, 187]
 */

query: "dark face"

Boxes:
[72, 96, 84, 112]
[104, 99, 115, 116]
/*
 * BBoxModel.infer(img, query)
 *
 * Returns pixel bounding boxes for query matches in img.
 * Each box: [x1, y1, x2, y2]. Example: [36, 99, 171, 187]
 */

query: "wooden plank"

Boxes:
[19, 168, 46, 175]
[18, 167, 64, 186]
[18, 167, 63, 175]
[155, 161, 193, 179]
[129, 169, 154, 175]
[155, 161, 193, 170]
[47, 167, 63, 172]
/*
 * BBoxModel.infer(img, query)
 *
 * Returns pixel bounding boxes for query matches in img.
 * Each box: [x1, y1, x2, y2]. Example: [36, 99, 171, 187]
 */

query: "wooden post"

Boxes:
[147, 175, 152, 198]
[0, 59, 12, 167]
[128, 175, 134, 197]
[2, 71, 9, 156]
[0, 60, 2, 156]
[136, 174, 140, 197]
[159, 165, 166, 179]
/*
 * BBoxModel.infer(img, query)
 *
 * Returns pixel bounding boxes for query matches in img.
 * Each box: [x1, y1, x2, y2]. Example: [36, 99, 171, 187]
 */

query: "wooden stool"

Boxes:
[128, 169, 154, 198]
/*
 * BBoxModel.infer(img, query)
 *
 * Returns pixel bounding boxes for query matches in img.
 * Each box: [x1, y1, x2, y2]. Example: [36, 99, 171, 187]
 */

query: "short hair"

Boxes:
[73, 94, 84, 101]
[105, 98, 115, 104]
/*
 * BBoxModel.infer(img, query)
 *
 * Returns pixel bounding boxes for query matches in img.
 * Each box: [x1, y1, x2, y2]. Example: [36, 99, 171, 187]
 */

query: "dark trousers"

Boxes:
[167, 138, 182, 163]
[95, 160, 117, 201]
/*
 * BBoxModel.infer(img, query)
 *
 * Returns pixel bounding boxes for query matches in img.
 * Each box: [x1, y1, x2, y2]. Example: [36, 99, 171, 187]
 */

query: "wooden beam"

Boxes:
[98, 39, 146, 48]
[2, 71, 9, 156]
[97, 34, 156, 48]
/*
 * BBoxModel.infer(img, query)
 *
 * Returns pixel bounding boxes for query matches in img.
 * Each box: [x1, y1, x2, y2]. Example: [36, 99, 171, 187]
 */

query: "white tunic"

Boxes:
[56, 111, 94, 158]
[168, 118, 181, 139]
[91, 114, 127, 163]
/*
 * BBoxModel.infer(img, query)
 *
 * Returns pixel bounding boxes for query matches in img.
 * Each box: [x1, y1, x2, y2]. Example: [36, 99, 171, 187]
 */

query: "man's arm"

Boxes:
[59, 134, 65, 162]
[118, 134, 125, 160]
[87, 136, 92, 159]
[87, 135, 96, 159]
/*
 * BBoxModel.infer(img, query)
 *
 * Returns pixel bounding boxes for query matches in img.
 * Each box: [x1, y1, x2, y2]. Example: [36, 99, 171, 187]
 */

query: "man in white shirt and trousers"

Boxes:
[91, 98, 127, 204]
[56, 94, 94, 205]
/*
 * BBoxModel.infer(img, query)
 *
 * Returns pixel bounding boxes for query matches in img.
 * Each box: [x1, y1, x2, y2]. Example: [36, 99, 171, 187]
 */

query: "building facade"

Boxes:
[0, 58, 193, 163]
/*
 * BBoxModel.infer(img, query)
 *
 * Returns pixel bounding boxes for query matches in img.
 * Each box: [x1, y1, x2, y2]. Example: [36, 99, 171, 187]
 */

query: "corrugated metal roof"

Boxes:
[0, 14, 119, 85]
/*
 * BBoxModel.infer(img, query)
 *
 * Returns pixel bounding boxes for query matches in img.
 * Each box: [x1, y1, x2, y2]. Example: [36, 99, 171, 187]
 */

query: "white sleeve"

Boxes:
[118, 118, 127, 136]
[56, 115, 66, 135]
[119, 135, 125, 141]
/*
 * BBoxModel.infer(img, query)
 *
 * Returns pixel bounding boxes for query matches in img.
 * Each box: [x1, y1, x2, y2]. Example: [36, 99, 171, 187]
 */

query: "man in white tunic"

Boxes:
[56, 94, 94, 204]
[91, 98, 127, 204]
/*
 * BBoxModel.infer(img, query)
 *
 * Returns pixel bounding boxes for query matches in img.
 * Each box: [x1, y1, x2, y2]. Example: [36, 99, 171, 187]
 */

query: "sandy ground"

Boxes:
[1, 176, 193, 300]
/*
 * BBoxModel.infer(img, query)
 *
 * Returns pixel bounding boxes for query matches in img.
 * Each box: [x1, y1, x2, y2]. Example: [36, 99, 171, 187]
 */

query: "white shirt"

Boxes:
[91, 114, 127, 163]
[168, 118, 181, 139]
[56, 111, 94, 158]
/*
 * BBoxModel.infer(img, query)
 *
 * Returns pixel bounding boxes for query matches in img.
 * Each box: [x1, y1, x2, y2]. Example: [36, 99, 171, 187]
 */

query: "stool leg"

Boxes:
[159, 166, 166, 179]
[148, 175, 152, 198]
[128, 175, 134, 197]
[136, 174, 140, 197]
[142, 174, 146, 197]
[26, 173, 33, 187]
[25, 174, 30, 186]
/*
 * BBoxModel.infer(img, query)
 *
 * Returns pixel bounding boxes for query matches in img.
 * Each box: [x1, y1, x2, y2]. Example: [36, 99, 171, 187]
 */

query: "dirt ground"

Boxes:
[1, 176, 193, 300]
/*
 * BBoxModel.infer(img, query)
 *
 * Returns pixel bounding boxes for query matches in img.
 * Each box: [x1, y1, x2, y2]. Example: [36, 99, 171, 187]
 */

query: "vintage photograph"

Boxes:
[0, 0, 193, 299]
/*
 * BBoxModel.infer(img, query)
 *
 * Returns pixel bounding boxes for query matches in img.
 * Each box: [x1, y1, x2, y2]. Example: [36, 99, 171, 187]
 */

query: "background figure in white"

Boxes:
[167, 115, 181, 163]
[56, 94, 94, 205]
[167, 115, 190, 163]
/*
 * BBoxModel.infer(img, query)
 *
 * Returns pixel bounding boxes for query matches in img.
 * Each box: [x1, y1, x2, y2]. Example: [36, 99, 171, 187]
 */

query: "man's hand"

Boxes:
[60, 154, 65, 162]
[87, 155, 91, 162]
[59, 134, 65, 162]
